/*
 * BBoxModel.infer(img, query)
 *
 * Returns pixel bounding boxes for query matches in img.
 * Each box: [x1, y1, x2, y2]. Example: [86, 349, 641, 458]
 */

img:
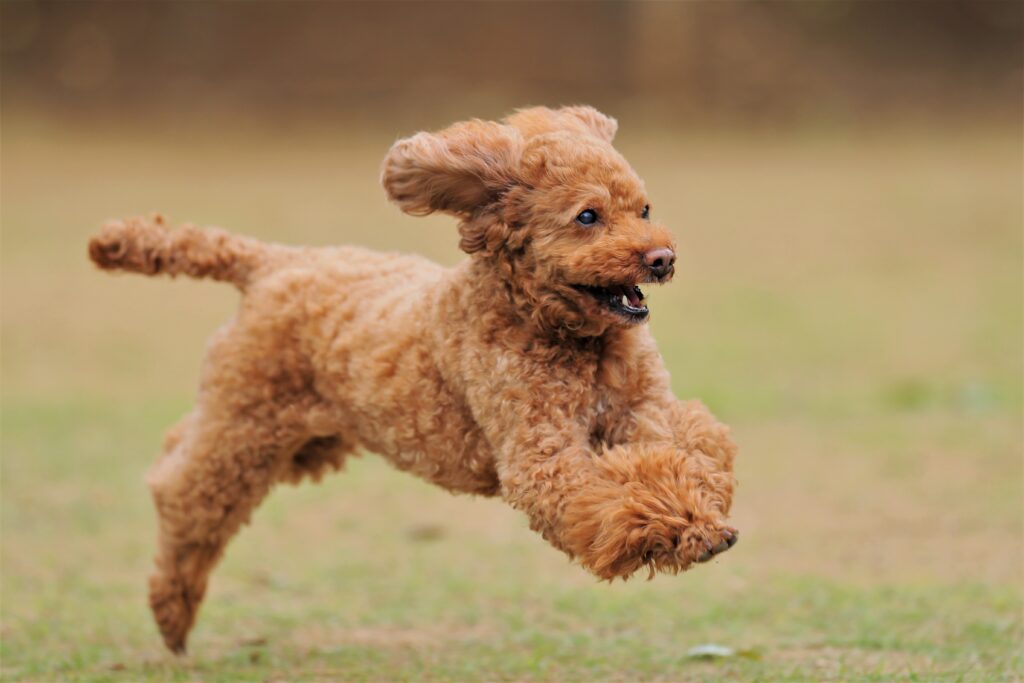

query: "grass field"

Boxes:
[2, 113, 1021, 682]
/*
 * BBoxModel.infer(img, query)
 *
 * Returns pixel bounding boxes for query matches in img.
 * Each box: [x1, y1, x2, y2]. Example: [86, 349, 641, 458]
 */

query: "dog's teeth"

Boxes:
[620, 294, 628, 307]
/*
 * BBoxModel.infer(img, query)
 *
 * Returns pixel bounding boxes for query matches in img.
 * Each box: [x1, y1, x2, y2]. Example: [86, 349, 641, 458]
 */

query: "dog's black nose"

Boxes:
[643, 248, 675, 278]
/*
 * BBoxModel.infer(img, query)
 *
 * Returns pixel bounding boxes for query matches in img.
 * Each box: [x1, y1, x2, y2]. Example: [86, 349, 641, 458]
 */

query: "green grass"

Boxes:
[1, 114, 1021, 681]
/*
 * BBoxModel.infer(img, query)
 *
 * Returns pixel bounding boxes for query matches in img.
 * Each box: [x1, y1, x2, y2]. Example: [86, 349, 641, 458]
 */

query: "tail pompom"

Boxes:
[89, 213, 170, 275]
[88, 214, 268, 289]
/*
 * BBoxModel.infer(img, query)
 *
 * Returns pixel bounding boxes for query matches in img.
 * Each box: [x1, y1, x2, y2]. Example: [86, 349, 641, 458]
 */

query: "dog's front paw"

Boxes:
[564, 497, 739, 579]
[679, 519, 739, 566]
[560, 445, 739, 580]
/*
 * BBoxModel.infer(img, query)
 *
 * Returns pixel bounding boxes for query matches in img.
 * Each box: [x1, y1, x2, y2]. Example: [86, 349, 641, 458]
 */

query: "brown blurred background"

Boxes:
[2, 1, 1021, 128]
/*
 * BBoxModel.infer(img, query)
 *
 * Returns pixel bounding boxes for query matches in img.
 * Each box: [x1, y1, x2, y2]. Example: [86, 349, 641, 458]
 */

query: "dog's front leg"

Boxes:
[622, 397, 738, 518]
[492, 418, 737, 581]
[592, 395, 739, 570]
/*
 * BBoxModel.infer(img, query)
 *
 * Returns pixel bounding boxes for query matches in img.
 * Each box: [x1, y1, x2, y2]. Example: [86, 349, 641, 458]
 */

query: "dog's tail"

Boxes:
[88, 214, 275, 290]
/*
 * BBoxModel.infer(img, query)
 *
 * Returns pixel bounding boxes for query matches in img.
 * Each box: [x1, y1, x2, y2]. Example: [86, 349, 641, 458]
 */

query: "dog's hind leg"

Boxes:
[146, 400, 306, 653]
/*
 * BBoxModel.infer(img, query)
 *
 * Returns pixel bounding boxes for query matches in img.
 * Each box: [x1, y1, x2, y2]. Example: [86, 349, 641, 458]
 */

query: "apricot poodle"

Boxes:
[88, 105, 738, 654]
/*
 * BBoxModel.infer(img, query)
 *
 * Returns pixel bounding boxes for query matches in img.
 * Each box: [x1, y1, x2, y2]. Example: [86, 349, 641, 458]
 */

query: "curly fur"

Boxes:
[88, 106, 738, 654]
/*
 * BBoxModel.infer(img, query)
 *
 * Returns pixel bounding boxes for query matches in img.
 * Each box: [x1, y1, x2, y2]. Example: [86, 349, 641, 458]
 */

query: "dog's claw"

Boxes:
[693, 528, 739, 564]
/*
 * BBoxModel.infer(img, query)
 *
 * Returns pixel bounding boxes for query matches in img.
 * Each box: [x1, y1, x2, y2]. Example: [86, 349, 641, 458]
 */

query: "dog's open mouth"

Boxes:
[575, 283, 649, 321]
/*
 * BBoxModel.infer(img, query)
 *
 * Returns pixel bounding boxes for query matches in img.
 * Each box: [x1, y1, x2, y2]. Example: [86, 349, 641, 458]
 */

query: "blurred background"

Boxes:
[2, 1, 1021, 126]
[2, 2, 1021, 681]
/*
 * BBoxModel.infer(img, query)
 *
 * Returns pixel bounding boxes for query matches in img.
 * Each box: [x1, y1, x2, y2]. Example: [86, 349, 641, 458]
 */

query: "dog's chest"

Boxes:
[588, 388, 632, 447]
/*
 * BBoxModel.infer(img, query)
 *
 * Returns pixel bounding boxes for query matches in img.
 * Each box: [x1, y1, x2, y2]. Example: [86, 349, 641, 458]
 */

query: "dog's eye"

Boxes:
[641, 204, 650, 220]
[576, 209, 599, 226]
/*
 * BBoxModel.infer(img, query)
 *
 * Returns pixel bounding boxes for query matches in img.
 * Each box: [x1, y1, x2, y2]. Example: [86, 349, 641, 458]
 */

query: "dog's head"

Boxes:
[382, 106, 676, 336]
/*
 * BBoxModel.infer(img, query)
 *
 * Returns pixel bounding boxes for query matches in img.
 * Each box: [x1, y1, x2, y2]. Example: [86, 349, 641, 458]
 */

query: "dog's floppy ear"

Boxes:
[505, 105, 618, 143]
[382, 120, 523, 217]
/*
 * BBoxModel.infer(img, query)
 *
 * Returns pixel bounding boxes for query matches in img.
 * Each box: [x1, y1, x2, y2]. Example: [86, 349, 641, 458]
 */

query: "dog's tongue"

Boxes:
[608, 284, 644, 308]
